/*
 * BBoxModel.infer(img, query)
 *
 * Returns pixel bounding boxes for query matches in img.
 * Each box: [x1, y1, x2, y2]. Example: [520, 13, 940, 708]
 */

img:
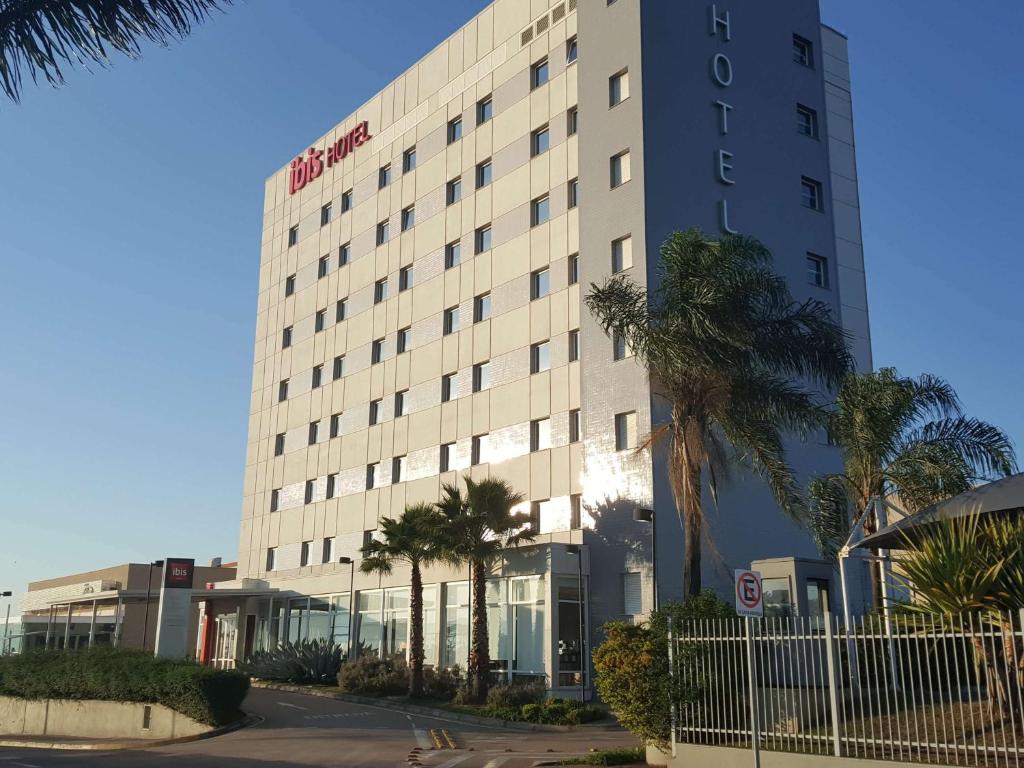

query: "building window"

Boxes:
[472, 361, 491, 392]
[317, 255, 329, 279]
[403, 146, 417, 173]
[568, 178, 578, 209]
[531, 341, 551, 374]
[566, 36, 578, 64]
[441, 372, 455, 402]
[623, 572, 642, 615]
[531, 58, 549, 89]
[336, 298, 347, 322]
[473, 293, 491, 322]
[288, 225, 298, 247]
[304, 480, 314, 504]
[399, 266, 413, 291]
[568, 253, 579, 285]
[374, 278, 388, 304]
[330, 412, 341, 438]
[308, 420, 319, 445]
[320, 203, 332, 226]
[614, 411, 637, 451]
[395, 389, 407, 417]
[471, 434, 485, 465]
[569, 409, 581, 443]
[531, 195, 550, 227]
[366, 463, 379, 490]
[443, 307, 459, 336]
[333, 355, 345, 380]
[797, 104, 819, 138]
[447, 177, 462, 205]
[440, 442, 454, 472]
[807, 253, 829, 288]
[326, 473, 337, 499]
[570, 494, 582, 529]
[376, 220, 390, 245]
[445, 241, 461, 269]
[285, 274, 295, 296]
[477, 96, 493, 125]
[371, 338, 385, 364]
[315, 309, 326, 332]
[369, 399, 381, 426]
[270, 490, 280, 513]
[282, 326, 292, 349]
[801, 176, 823, 211]
[266, 546, 277, 570]
[278, 379, 289, 402]
[609, 69, 629, 107]
[793, 34, 813, 67]
[612, 235, 632, 272]
[613, 331, 631, 360]
[531, 268, 550, 300]
[530, 418, 551, 452]
[531, 125, 550, 157]
[301, 541, 312, 567]
[378, 164, 392, 189]
[338, 242, 350, 267]
[362, 530, 375, 548]
[447, 116, 463, 144]
[476, 159, 492, 188]
[397, 326, 411, 353]
[274, 433, 285, 456]
[401, 206, 415, 231]
[567, 106, 578, 136]
[529, 501, 542, 532]
[569, 329, 580, 362]
[340, 189, 353, 212]
[322, 537, 335, 563]
[610, 150, 631, 188]
[392, 456, 406, 484]
[312, 365, 323, 389]
[475, 225, 492, 254]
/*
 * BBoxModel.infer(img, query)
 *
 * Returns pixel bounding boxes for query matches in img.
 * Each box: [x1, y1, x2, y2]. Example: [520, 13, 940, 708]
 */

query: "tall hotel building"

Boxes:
[202, 0, 871, 686]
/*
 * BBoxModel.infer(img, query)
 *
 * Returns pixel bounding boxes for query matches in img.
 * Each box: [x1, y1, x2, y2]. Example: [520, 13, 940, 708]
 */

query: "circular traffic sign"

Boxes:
[735, 570, 762, 608]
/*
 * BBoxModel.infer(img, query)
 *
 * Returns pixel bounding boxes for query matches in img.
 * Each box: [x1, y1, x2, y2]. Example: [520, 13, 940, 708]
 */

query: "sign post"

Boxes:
[735, 569, 763, 768]
[154, 558, 195, 658]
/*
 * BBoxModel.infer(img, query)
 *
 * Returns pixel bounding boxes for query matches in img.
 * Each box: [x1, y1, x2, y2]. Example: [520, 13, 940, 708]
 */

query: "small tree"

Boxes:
[360, 503, 445, 697]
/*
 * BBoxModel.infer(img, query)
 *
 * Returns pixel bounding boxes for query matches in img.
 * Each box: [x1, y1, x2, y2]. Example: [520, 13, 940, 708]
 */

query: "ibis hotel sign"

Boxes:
[289, 120, 372, 195]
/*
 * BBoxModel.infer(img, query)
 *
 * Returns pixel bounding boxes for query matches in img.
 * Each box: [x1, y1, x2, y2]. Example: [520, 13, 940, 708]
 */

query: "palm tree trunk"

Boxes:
[468, 559, 490, 702]
[683, 455, 703, 597]
[409, 560, 424, 698]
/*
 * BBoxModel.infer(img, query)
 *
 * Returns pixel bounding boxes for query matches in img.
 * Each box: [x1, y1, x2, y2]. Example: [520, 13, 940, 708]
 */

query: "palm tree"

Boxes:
[585, 228, 851, 596]
[807, 367, 1017, 561]
[436, 477, 536, 702]
[360, 503, 445, 698]
[1, 0, 228, 102]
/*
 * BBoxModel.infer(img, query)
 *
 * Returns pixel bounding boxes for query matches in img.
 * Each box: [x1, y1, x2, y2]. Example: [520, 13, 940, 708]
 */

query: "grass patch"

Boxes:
[560, 747, 646, 765]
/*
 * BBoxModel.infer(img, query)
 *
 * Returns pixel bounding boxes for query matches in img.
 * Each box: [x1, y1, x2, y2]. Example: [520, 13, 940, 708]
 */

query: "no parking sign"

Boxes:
[734, 569, 763, 618]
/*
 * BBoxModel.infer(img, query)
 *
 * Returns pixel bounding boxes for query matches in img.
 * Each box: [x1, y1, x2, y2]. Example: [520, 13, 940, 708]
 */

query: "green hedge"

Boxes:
[0, 648, 249, 726]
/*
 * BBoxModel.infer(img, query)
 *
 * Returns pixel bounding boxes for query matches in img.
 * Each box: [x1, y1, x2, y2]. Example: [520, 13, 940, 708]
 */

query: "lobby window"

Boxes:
[793, 34, 813, 67]
[378, 163, 392, 189]
[304, 480, 314, 504]
[320, 203, 332, 227]
[315, 309, 326, 332]
[374, 278, 388, 304]
[288, 225, 298, 247]
[312, 365, 323, 389]
[472, 361, 491, 392]
[471, 434, 486, 465]
[447, 115, 463, 144]
[531, 125, 550, 157]
[568, 177, 578, 209]
[445, 240, 461, 269]
[570, 494, 582, 529]
[531, 195, 550, 226]
[531, 340, 551, 374]
[330, 412, 341, 438]
[610, 150, 631, 187]
[395, 389, 407, 417]
[371, 338, 385, 364]
[318, 255, 329, 279]
[613, 331, 630, 360]
[440, 442, 454, 472]
[285, 274, 295, 296]
[282, 326, 292, 349]
[476, 159, 492, 188]
[801, 176, 823, 211]
[443, 306, 459, 336]
[340, 189, 353, 212]
[332, 355, 345, 380]
[568, 253, 579, 285]
[475, 224, 492, 254]
[336, 298, 347, 322]
[376, 220, 390, 245]
[531, 58, 549, 89]
[797, 104, 819, 138]
[338, 242, 350, 267]
[530, 418, 552, 452]
[609, 69, 629, 107]
[308, 420, 319, 445]
[392, 456, 406, 484]
[266, 546, 277, 570]
[612, 234, 633, 272]
[274, 433, 285, 456]
[301, 541, 311, 566]
[477, 96, 493, 125]
[403, 146, 416, 173]
[322, 537, 335, 564]
[569, 329, 580, 362]
[531, 268, 550, 300]
[473, 293, 491, 323]
[278, 379, 289, 402]
[397, 326, 411, 354]
[441, 372, 455, 402]
[401, 206, 415, 231]
[807, 253, 829, 288]
[447, 177, 462, 205]
[567, 106, 578, 136]
[569, 409, 581, 443]
[270, 490, 280, 513]
[326, 473, 337, 500]
[369, 399, 381, 426]
[566, 35, 578, 65]
[614, 411, 637, 451]
[366, 463, 379, 490]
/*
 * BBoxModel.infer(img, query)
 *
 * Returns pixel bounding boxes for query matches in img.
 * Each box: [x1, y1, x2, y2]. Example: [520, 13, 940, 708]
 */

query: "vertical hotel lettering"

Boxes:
[709, 4, 737, 234]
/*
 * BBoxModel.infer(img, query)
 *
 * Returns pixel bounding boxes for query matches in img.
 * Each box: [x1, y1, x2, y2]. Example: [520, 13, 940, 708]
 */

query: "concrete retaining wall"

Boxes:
[648, 743, 955, 768]
[0, 696, 210, 740]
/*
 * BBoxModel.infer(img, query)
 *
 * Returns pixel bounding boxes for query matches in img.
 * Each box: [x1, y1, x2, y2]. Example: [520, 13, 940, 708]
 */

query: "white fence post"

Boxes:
[824, 612, 843, 757]
[668, 623, 677, 759]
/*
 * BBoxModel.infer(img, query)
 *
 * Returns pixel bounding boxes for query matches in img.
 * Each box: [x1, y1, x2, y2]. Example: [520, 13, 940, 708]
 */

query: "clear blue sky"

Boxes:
[1, 1, 1021, 610]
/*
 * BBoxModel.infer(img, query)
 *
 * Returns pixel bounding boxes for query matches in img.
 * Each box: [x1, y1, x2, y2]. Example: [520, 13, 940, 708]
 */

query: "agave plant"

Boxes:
[239, 638, 344, 684]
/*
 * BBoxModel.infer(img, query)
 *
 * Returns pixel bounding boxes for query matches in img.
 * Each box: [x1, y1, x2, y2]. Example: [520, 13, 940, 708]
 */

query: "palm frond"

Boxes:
[805, 474, 853, 559]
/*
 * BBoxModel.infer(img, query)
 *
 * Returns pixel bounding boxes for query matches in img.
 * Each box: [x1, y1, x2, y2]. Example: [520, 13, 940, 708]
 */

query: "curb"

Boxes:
[0, 713, 263, 751]
[251, 681, 621, 733]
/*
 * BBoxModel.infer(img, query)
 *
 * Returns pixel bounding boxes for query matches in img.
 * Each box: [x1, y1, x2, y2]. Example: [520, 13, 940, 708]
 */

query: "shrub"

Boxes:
[0, 648, 248, 726]
[422, 666, 462, 701]
[485, 679, 546, 708]
[239, 639, 343, 684]
[337, 654, 409, 695]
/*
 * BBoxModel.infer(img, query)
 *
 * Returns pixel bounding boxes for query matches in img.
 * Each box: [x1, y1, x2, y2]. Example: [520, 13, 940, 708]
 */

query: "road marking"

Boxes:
[302, 711, 373, 720]
[276, 701, 309, 711]
[414, 729, 434, 749]
[433, 755, 476, 768]
[480, 758, 510, 768]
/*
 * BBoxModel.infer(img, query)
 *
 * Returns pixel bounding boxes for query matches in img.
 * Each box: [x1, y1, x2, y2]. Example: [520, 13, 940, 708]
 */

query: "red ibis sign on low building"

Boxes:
[289, 120, 373, 195]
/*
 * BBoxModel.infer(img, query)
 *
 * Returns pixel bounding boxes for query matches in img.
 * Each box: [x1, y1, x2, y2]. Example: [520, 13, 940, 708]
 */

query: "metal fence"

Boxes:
[669, 611, 1024, 766]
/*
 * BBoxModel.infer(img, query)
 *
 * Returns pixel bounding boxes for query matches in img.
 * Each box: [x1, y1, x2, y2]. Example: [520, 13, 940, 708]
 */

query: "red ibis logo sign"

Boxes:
[289, 120, 372, 195]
